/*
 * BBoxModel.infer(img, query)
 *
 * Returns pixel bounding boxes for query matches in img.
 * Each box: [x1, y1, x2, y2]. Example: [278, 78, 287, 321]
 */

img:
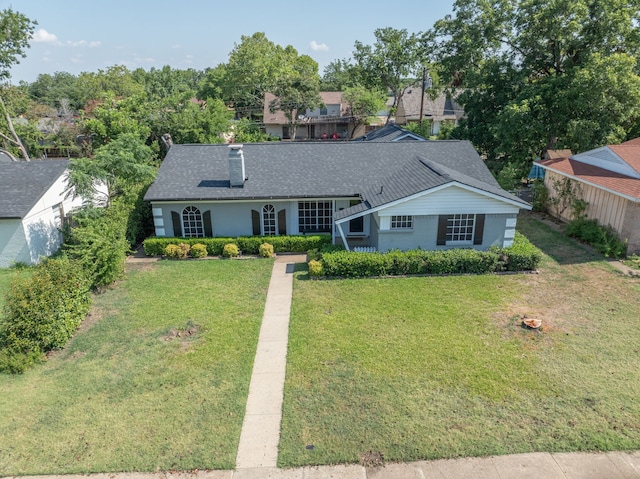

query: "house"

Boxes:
[395, 90, 464, 135]
[351, 123, 427, 142]
[263, 92, 360, 140]
[0, 160, 83, 267]
[535, 140, 640, 255]
[144, 141, 531, 252]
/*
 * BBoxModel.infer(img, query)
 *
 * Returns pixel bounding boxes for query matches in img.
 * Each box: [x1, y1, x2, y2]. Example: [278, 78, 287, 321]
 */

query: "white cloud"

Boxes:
[66, 40, 102, 48]
[172, 44, 183, 50]
[309, 40, 329, 52]
[32, 28, 58, 43]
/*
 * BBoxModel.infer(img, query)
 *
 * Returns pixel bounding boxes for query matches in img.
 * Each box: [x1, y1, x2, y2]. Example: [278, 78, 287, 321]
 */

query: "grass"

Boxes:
[2, 213, 640, 473]
[622, 254, 640, 270]
[279, 213, 640, 467]
[0, 259, 273, 475]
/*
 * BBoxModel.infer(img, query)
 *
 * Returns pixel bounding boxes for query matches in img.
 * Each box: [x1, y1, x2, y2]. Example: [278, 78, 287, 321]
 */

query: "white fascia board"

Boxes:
[335, 182, 530, 224]
[538, 164, 640, 203]
[392, 133, 425, 142]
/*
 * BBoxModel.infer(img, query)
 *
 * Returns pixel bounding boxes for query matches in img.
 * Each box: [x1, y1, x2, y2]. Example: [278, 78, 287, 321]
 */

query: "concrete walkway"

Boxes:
[235, 255, 305, 469]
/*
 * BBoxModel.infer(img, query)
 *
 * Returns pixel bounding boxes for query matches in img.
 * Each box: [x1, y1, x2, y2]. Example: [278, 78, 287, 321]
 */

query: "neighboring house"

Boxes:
[395, 90, 464, 135]
[535, 139, 640, 255]
[263, 92, 361, 140]
[0, 160, 83, 267]
[351, 123, 427, 142]
[144, 142, 530, 252]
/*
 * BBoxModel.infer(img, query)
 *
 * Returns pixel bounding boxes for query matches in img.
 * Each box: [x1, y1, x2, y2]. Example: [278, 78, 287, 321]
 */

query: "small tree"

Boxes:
[67, 133, 157, 207]
[343, 85, 387, 138]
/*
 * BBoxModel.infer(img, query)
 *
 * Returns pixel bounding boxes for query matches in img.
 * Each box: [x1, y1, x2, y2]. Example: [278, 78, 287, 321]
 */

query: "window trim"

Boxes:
[298, 200, 333, 234]
[182, 206, 204, 238]
[390, 215, 413, 230]
[262, 204, 276, 236]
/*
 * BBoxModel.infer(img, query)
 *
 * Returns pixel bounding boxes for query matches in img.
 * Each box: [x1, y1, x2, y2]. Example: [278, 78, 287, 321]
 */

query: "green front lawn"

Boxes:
[279, 214, 640, 466]
[0, 259, 273, 475]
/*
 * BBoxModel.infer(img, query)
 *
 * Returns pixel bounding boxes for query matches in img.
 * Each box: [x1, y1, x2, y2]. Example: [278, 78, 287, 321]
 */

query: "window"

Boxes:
[437, 214, 485, 246]
[446, 214, 475, 243]
[262, 204, 276, 236]
[298, 201, 332, 233]
[320, 106, 328, 116]
[391, 215, 413, 229]
[182, 206, 204, 237]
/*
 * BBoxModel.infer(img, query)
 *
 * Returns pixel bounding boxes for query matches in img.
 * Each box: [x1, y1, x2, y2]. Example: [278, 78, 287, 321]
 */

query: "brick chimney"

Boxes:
[228, 144, 246, 187]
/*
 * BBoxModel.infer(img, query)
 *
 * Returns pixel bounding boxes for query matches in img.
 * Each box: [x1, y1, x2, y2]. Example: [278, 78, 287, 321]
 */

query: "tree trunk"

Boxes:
[0, 95, 30, 161]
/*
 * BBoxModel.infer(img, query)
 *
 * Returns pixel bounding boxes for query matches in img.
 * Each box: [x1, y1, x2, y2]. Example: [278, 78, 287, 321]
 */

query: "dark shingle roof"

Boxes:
[0, 160, 69, 218]
[351, 123, 427, 142]
[144, 142, 528, 212]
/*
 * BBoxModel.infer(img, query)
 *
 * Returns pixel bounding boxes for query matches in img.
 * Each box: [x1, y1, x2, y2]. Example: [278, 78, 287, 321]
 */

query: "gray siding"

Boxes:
[377, 213, 516, 252]
[153, 201, 299, 238]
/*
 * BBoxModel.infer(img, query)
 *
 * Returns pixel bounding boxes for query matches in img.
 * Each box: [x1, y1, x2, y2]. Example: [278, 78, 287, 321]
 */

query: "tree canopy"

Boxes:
[353, 27, 423, 123]
[428, 0, 640, 171]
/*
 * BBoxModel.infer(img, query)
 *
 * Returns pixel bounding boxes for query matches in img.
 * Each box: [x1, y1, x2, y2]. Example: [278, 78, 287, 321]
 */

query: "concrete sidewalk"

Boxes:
[235, 255, 304, 469]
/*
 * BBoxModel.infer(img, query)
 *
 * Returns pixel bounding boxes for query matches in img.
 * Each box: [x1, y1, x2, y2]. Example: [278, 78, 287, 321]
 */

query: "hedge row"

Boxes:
[0, 257, 92, 373]
[143, 234, 332, 256]
[319, 232, 541, 278]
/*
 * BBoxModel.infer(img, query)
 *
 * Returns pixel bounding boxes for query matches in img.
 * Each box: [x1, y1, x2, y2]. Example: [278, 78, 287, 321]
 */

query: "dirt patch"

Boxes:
[164, 322, 201, 342]
[360, 450, 384, 468]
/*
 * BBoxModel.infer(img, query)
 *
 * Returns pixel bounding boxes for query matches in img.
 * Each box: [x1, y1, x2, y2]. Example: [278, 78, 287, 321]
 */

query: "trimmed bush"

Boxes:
[492, 232, 543, 271]
[308, 260, 324, 277]
[165, 243, 190, 259]
[223, 243, 239, 258]
[0, 257, 91, 355]
[190, 243, 208, 258]
[259, 243, 274, 258]
[143, 234, 332, 256]
[320, 234, 541, 278]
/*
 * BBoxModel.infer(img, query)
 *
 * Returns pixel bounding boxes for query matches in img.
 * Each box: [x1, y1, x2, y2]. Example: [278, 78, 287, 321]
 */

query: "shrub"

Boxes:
[0, 348, 44, 374]
[190, 243, 208, 258]
[321, 235, 541, 278]
[308, 260, 324, 277]
[143, 234, 332, 256]
[259, 243, 274, 258]
[493, 232, 542, 271]
[566, 218, 627, 258]
[165, 243, 190, 259]
[223, 243, 239, 258]
[0, 257, 91, 356]
[63, 201, 130, 288]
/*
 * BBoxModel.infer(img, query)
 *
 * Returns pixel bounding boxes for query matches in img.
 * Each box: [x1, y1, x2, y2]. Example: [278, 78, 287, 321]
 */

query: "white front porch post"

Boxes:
[336, 221, 350, 251]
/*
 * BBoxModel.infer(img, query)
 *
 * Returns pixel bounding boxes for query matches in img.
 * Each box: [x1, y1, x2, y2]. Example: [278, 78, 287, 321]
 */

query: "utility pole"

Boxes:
[419, 67, 426, 121]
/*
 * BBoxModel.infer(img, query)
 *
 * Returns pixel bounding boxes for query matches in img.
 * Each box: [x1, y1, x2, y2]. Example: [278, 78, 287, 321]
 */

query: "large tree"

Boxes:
[0, 8, 37, 160]
[222, 33, 288, 117]
[353, 27, 423, 123]
[268, 49, 321, 140]
[428, 0, 640, 171]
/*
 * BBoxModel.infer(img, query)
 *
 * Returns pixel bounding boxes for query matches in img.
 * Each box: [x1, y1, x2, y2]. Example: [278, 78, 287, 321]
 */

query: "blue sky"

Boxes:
[4, 0, 455, 84]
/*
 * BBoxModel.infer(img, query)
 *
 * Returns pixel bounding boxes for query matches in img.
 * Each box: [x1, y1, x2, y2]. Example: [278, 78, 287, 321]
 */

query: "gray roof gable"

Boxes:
[144, 141, 524, 211]
[0, 160, 69, 218]
[351, 123, 427, 142]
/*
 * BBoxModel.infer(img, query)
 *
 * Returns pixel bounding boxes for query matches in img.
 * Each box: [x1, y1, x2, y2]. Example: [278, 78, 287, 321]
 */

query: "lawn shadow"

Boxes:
[517, 212, 602, 266]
